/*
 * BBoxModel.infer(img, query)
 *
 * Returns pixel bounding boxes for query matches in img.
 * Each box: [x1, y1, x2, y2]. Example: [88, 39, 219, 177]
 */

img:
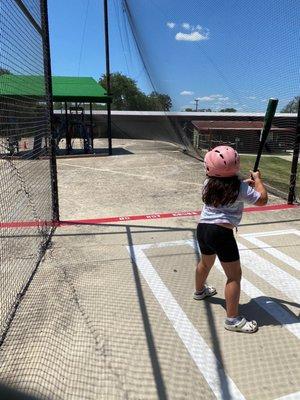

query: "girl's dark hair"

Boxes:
[202, 175, 241, 207]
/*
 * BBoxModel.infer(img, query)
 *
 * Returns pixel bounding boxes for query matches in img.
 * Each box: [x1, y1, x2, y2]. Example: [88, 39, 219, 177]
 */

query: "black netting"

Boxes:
[0, 2, 299, 400]
[103, 0, 300, 201]
[0, 0, 55, 341]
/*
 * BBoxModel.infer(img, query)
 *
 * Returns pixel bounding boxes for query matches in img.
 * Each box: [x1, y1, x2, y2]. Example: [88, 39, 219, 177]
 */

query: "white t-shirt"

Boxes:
[200, 180, 261, 227]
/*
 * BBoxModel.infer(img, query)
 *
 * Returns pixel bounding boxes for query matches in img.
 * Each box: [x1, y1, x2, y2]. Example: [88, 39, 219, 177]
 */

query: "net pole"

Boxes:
[287, 100, 300, 204]
[65, 101, 71, 153]
[90, 102, 94, 150]
[103, 0, 113, 155]
[40, 0, 59, 222]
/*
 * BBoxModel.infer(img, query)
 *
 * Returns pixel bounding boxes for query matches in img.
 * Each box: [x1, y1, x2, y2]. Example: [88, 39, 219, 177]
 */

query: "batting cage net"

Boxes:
[0, 1, 300, 400]
[0, 0, 56, 343]
[97, 0, 300, 202]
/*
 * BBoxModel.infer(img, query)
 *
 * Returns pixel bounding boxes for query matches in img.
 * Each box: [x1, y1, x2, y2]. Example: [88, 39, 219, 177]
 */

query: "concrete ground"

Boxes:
[0, 139, 299, 400]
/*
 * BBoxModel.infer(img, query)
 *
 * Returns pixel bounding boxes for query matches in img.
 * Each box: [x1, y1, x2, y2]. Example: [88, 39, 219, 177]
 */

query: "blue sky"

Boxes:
[48, 0, 300, 112]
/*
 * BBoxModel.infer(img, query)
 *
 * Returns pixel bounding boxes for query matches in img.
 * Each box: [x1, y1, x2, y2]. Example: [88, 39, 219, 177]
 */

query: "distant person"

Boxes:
[194, 145, 268, 333]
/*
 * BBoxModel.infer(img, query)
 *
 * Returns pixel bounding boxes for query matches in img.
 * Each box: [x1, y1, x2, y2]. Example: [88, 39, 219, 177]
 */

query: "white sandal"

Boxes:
[193, 285, 217, 300]
[224, 317, 258, 333]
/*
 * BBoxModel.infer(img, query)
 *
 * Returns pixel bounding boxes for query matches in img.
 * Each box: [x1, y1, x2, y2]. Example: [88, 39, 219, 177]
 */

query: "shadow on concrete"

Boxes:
[55, 147, 133, 157]
[0, 383, 46, 400]
[192, 230, 232, 399]
[2, 219, 299, 399]
[126, 225, 168, 400]
[59, 220, 300, 329]
[206, 296, 300, 326]
[125, 223, 233, 399]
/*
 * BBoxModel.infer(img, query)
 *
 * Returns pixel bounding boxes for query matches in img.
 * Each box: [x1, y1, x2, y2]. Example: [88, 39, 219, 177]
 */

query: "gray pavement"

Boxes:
[0, 139, 299, 400]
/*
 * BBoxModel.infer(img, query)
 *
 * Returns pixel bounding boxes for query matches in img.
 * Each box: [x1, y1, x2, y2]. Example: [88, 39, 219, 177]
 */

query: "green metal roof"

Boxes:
[52, 76, 109, 102]
[0, 75, 109, 103]
[0, 74, 45, 97]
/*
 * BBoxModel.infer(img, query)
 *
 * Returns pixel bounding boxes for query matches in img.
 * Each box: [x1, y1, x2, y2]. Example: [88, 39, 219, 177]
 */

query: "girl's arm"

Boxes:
[250, 170, 268, 206]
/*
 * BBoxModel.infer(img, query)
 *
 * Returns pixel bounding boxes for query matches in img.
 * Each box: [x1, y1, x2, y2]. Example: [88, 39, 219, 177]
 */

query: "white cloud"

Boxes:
[197, 94, 229, 102]
[167, 22, 176, 29]
[170, 21, 209, 41]
[198, 96, 215, 102]
[247, 96, 256, 100]
[175, 31, 209, 41]
[180, 90, 194, 96]
[182, 22, 191, 30]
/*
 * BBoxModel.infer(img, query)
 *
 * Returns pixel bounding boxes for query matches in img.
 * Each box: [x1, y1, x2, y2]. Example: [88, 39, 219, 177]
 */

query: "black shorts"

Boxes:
[196, 223, 239, 262]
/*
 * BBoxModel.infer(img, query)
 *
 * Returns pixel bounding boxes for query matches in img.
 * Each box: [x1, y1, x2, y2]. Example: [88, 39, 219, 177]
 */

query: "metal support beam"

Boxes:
[40, 0, 59, 222]
[90, 102, 94, 151]
[103, 0, 112, 155]
[65, 102, 71, 154]
[288, 101, 300, 204]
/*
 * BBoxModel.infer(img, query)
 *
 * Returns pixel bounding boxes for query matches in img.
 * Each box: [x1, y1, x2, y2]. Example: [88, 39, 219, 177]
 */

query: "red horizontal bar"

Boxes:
[0, 220, 54, 229]
[61, 211, 200, 226]
[0, 203, 297, 229]
[61, 203, 297, 226]
[244, 203, 297, 212]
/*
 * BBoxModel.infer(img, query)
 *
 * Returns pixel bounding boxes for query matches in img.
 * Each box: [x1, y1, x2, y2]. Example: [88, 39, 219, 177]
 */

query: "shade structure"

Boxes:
[52, 76, 110, 103]
[0, 75, 110, 103]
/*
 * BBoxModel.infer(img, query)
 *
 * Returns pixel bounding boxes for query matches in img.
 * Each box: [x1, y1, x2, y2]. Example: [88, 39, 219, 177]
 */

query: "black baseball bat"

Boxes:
[253, 98, 279, 172]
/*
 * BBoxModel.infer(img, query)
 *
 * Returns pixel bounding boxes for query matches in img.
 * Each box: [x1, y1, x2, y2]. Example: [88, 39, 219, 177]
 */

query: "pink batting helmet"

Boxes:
[204, 145, 240, 177]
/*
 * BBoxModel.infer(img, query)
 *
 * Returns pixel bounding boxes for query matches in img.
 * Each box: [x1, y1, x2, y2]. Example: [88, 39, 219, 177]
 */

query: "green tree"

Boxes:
[220, 107, 236, 112]
[99, 72, 139, 110]
[99, 73, 172, 111]
[0, 68, 10, 76]
[281, 96, 299, 113]
[184, 108, 193, 111]
[148, 91, 172, 111]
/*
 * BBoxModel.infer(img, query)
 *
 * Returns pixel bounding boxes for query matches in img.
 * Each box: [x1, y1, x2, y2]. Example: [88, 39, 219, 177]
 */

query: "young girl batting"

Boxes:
[194, 145, 268, 333]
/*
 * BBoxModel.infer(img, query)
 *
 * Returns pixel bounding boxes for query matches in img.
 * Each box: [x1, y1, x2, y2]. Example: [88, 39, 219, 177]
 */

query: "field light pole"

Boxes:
[195, 98, 199, 112]
[104, 0, 112, 155]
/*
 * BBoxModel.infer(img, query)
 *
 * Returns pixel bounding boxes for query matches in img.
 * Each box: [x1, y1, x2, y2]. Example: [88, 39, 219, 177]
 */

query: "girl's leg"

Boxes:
[195, 254, 216, 292]
[220, 260, 242, 318]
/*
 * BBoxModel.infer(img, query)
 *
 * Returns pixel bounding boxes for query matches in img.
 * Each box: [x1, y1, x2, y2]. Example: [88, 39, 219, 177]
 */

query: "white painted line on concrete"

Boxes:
[60, 162, 200, 186]
[188, 240, 300, 340]
[238, 242, 300, 304]
[140, 240, 190, 250]
[127, 243, 246, 400]
[241, 229, 300, 238]
[129, 238, 300, 399]
[241, 235, 300, 272]
[142, 239, 300, 338]
[275, 392, 300, 400]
